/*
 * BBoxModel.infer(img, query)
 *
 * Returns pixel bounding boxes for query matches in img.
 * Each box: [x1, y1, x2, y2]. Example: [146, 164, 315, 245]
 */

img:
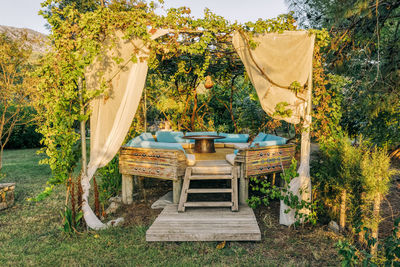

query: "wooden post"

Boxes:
[173, 178, 182, 204]
[122, 174, 133, 204]
[239, 163, 248, 205]
[232, 166, 239, 211]
[138, 176, 147, 202]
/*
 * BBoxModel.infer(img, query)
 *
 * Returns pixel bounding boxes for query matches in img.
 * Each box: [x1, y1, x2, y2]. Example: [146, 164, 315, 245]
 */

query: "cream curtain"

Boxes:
[83, 30, 168, 230]
[232, 31, 315, 226]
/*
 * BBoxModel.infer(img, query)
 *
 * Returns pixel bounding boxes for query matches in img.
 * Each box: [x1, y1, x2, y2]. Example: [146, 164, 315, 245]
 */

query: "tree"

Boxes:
[286, 0, 400, 146]
[0, 32, 34, 172]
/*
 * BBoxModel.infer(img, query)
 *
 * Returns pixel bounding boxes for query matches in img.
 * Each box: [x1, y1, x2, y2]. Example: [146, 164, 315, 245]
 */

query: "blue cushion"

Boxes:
[156, 131, 190, 143]
[216, 133, 249, 143]
[126, 133, 155, 147]
[234, 149, 239, 155]
[250, 139, 287, 148]
[264, 134, 286, 142]
[132, 141, 186, 154]
[139, 132, 155, 141]
[186, 131, 217, 136]
[253, 132, 267, 142]
[126, 136, 142, 147]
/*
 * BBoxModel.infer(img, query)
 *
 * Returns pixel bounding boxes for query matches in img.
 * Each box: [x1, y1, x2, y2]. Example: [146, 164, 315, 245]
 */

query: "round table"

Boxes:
[182, 135, 225, 153]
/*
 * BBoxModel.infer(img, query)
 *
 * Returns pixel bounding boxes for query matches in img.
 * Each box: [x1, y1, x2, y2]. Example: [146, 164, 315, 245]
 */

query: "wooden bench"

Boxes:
[233, 143, 296, 204]
[119, 146, 187, 204]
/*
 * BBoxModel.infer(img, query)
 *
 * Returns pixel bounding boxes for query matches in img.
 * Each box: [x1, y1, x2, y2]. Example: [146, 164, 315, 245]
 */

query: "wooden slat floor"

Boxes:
[146, 204, 261, 242]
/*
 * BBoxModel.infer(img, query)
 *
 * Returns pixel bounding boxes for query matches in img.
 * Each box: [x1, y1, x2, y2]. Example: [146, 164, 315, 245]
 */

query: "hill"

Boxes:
[0, 25, 48, 54]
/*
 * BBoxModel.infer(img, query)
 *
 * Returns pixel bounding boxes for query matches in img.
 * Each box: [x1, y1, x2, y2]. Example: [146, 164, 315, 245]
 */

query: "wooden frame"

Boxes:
[119, 146, 187, 204]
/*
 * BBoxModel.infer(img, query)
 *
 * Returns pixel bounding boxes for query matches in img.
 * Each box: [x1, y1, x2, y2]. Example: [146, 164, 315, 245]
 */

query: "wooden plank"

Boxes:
[119, 147, 187, 180]
[186, 188, 232, 193]
[119, 162, 178, 179]
[191, 166, 232, 175]
[189, 174, 233, 180]
[146, 233, 261, 242]
[146, 204, 261, 241]
[178, 168, 191, 212]
[184, 201, 233, 207]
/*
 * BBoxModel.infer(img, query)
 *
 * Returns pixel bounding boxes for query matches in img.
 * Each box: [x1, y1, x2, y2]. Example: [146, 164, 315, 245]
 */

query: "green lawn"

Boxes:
[0, 149, 340, 266]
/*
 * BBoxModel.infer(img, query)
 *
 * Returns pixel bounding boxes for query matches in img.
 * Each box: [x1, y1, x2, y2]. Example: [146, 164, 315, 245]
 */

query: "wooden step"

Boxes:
[189, 174, 233, 180]
[184, 201, 233, 207]
[191, 166, 232, 175]
[187, 188, 233, 194]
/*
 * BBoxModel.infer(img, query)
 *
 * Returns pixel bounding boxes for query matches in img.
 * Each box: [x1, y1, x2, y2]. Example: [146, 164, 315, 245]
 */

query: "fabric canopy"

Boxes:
[232, 31, 314, 124]
[83, 29, 168, 230]
[232, 31, 315, 226]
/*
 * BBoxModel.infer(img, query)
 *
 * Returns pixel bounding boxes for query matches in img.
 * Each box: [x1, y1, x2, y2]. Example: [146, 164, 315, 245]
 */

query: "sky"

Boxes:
[0, 0, 288, 34]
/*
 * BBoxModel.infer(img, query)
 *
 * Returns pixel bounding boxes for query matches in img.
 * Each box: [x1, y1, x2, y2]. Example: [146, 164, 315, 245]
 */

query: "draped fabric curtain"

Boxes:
[83, 30, 168, 230]
[232, 31, 315, 226]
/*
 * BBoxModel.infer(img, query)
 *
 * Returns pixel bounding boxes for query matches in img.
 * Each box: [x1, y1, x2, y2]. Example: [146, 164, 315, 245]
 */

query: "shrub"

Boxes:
[5, 123, 42, 149]
[97, 156, 122, 206]
[312, 135, 396, 256]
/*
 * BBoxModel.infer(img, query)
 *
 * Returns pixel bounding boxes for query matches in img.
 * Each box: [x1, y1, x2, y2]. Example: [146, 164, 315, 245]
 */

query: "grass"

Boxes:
[0, 148, 341, 266]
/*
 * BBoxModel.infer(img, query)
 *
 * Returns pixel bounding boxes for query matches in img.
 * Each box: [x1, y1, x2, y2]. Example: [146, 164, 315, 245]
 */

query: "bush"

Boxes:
[97, 156, 122, 206]
[312, 136, 396, 256]
[5, 123, 42, 149]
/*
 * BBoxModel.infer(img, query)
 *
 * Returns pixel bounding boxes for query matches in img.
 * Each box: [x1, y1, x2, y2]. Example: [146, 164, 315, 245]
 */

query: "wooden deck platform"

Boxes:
[146, 204, 261, 242]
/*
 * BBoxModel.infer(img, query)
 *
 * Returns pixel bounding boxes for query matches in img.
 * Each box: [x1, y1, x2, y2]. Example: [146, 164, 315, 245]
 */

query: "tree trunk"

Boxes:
[371, 193, 381, 255]
[191, 92, 198, 131]
[0, 147, 3, 172]
[93, 176, 100, 217]
[340, 189, 347, 231]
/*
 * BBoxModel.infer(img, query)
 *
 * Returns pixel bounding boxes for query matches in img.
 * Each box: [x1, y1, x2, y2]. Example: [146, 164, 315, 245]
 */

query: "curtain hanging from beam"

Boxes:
[232, 31, 315, 226]
[83, 29, 168, 230]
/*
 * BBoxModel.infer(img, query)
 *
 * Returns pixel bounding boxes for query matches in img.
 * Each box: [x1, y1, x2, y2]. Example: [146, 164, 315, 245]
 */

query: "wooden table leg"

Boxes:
[122, 174, 133, 204]
[173, 178, 182, 204]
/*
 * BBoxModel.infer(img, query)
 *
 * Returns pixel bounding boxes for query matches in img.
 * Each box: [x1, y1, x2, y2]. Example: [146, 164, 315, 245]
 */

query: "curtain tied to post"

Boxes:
[83, 29, 169, 230]
[232, 31, 315, 226]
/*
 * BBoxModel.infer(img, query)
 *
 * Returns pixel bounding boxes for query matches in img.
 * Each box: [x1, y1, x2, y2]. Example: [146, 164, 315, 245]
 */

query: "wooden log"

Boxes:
[122, 174, 133, 204]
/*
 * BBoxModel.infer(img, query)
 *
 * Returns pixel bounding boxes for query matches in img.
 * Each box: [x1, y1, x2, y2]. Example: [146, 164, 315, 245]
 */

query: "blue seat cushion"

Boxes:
[126, 133, 155, 147]
[139, 132, 155, 141]
[186, 131, 217, 136]
[216, 133, 249, 143]
[131, 141, 186, 154]
[250, 139, 287, 148]
[156, 131, 190, 143]
[125, 136, 142, 147]
[264, 134, 287, 142]
[253, 132, 267, 142]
